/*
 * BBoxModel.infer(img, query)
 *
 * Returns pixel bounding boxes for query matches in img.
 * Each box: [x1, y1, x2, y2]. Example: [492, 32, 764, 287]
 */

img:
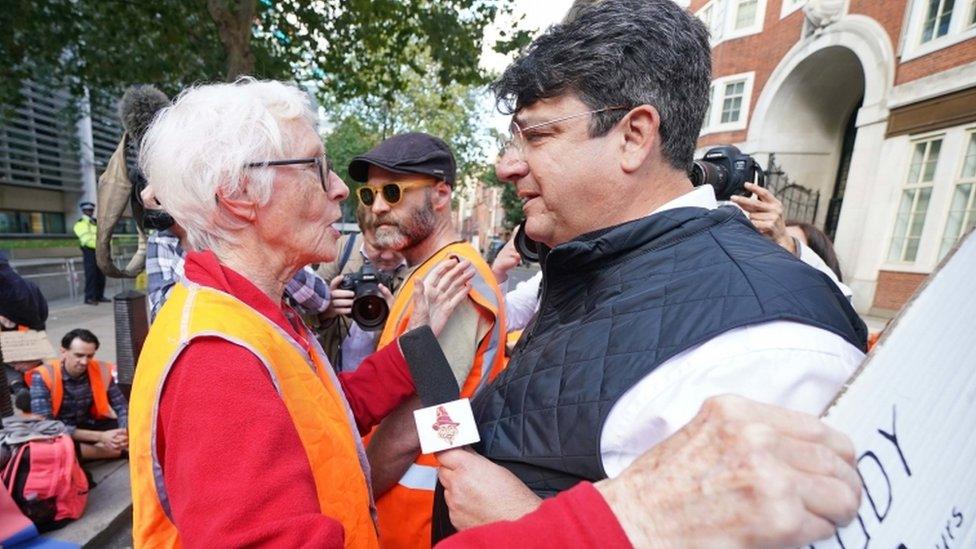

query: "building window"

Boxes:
[701, 72, 754, 134]
[939, 132, 976, 259]
[0, 210, 66, 235]
[733, 0, 759, 30]
[903, 0, 976, 60]
[696, 0, 765, 43]
[888, 138, 942, 263]
[921, 0, 956, 43]
[720, 80, 746, 124]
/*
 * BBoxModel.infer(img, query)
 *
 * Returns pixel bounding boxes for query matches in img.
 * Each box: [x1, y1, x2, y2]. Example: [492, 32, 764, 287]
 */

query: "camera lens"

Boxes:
[351, 292, 389, 331]
[690, 161, 728, 190]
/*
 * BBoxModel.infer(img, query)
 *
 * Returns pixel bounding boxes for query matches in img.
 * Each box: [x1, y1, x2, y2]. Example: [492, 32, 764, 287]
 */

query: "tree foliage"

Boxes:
[0, 0, 533, 113]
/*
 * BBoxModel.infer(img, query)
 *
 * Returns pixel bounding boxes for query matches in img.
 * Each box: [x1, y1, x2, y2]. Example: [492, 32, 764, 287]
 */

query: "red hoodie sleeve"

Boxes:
[338, 339, 416, 435]
[436, 483, 632, 549]
[158, 338, 346, 548]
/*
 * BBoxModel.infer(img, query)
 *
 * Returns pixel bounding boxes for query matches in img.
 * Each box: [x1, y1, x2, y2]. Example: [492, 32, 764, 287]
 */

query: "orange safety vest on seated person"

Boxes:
[25, 359, 116, 420]
[128, 283, 378, 549]
[373, 241, 506, 549]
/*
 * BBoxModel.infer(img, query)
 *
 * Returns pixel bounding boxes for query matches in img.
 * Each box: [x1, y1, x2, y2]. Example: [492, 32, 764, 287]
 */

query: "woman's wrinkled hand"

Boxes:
[408, 258, 475, 337]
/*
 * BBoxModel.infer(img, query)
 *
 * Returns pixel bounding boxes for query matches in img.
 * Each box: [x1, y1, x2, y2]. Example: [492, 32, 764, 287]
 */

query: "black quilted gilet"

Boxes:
[430, 206, 866, 542]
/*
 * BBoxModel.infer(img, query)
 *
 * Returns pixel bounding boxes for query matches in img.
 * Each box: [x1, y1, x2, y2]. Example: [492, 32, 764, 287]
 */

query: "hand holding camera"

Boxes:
[730, 182, 796, 255]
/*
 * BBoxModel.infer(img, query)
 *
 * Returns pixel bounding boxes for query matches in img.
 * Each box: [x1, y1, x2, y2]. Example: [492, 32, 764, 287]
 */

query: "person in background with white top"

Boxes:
[431, 0, 868, 540]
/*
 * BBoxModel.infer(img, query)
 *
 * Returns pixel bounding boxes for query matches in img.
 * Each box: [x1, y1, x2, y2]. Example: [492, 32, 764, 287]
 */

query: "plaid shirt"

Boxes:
[146, 229, 330, 321]
[29, 363, 129, 433]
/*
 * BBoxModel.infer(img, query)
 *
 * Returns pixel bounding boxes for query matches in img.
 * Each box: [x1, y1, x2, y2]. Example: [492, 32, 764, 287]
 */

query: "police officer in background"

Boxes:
[73, 202, 108, 305]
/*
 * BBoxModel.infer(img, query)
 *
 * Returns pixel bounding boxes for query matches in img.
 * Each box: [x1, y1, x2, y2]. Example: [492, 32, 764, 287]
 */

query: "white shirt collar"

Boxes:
[650, 185, 718, 216]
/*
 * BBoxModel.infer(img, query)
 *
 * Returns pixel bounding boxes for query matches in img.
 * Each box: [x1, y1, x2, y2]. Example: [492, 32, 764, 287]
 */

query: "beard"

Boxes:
[372, 191, 437, 251]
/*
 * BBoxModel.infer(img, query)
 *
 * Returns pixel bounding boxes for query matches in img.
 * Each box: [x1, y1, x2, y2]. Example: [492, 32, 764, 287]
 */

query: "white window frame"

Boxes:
[724, 0, 768, 40]
[937, 128, 976, 259]
[901, 0, 976, 62]
[886, 135, 945, 264]
[780, 0, 806, 19]
[696, 0, 767, 44]
[700, 72, 755, 135]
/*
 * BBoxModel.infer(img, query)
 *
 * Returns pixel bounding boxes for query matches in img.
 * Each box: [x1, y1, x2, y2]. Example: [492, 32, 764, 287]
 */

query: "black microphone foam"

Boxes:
[398, 326, 460, 407]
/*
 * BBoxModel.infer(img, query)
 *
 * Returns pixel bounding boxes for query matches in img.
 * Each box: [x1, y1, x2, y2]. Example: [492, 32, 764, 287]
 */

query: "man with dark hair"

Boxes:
[27, 328, 128, 460]
[433, 0, 867, 541]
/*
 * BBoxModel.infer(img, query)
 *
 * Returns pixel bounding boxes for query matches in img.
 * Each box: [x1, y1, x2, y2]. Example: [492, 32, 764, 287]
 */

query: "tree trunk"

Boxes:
[207, 0, 257, 80]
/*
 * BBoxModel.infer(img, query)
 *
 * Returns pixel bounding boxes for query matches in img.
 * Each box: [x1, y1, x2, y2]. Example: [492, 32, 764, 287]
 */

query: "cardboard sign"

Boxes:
[815, 230, 976, 548]
[0, 330, 55, 363]
[414, 398, 480, 454]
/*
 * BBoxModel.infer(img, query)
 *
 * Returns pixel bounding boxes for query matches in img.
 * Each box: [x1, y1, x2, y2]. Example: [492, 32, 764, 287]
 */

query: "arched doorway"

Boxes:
[750, 45, 865, 229]
[746, 16, 896, 309]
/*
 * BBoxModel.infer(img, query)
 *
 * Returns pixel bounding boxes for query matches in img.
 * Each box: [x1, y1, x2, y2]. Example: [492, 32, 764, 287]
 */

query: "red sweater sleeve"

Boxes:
[436, 483, 632, 549]
[158, 338, 346, 548]
[337, 340, 416, 435]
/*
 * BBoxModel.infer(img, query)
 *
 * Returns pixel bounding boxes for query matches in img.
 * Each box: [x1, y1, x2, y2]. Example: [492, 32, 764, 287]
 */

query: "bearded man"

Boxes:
[347, 133, 507, 548]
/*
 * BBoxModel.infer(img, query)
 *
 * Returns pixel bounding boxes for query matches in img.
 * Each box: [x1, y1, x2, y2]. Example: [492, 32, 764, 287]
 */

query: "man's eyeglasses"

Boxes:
[503, 106, 630, 158]
[357, 179, 435, 207]
[245, 155, 333, 193]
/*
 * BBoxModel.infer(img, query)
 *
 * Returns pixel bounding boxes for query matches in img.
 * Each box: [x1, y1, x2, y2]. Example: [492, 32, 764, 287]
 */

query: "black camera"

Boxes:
[513, 221, 549, 264]
[339, 262, 394, 331]
[690, 145, 766, 201]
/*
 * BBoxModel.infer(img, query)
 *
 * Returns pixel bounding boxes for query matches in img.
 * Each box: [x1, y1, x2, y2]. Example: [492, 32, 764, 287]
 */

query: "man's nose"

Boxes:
[370, 190, 392, 216]
[495, 148, 528, 183]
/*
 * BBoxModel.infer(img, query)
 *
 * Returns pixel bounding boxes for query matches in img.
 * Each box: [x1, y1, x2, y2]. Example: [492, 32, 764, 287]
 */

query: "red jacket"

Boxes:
[160, 251, 629, 547]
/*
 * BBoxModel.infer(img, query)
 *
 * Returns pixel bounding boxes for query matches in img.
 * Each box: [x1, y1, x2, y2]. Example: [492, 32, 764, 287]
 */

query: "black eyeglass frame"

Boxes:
[244, 156, 332, 194]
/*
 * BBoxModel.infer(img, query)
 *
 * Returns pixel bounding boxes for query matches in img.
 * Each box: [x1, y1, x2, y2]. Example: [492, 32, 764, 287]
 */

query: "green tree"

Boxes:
[0, 0, 533, 112]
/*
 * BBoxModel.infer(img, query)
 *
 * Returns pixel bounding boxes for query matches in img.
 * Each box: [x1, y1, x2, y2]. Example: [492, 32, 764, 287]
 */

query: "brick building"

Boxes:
[686, 0, 976, 314]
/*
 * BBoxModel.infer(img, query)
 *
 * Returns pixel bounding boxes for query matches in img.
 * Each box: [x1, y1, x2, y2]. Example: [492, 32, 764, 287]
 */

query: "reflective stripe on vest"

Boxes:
[129, 283, 378, 549]
[373, 242, 506, 549]
[26, 359, 115, 420]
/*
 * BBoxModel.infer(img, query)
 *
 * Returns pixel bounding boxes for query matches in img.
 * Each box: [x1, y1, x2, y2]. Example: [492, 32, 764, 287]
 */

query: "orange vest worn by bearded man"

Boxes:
[128, 283, 379, 548]
[373, 241, 506, 549]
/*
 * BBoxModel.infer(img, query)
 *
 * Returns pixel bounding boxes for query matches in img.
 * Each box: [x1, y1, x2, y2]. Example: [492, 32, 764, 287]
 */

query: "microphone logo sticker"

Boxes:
[432, 405, 461, 445]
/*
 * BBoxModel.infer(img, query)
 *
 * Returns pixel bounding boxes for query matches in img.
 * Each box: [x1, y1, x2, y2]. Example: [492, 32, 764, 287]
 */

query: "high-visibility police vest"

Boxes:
[128, 283, 378, 549]
[373, 241, 506, 549]
[73, 216, 97, 249]
[25, 359, 116, 420]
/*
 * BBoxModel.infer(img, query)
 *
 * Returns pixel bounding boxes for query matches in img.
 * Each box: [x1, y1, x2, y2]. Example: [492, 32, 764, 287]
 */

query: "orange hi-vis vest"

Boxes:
[25, 359, 116, 420]
[373, 241, 506, 549]
[128, 283, 378, 549]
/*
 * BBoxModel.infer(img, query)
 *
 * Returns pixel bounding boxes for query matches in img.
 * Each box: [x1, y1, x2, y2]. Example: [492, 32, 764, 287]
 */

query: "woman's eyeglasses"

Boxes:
[356, 179, 435, 207]
[244, 155, 331, 193]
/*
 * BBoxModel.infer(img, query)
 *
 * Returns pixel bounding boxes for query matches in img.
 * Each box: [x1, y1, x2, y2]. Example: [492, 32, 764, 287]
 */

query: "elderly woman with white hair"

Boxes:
[127, 79, 476, 548]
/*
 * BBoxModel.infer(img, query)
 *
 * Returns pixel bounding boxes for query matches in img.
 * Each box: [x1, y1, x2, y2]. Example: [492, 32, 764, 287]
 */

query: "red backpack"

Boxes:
[1, 435, 89, 531]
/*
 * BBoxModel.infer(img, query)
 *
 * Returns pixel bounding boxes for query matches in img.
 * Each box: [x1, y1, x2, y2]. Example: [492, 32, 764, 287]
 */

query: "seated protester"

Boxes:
[318, 205, 406, 371]
[142, 185, 331, 323]
[731, 182, 854, 300]
[27, 328, 128, 460]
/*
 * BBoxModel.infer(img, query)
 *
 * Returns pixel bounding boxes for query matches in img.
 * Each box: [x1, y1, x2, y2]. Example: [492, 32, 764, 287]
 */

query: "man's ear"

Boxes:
[431, 181, 453, 211]
[619, 105, 660, 173]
